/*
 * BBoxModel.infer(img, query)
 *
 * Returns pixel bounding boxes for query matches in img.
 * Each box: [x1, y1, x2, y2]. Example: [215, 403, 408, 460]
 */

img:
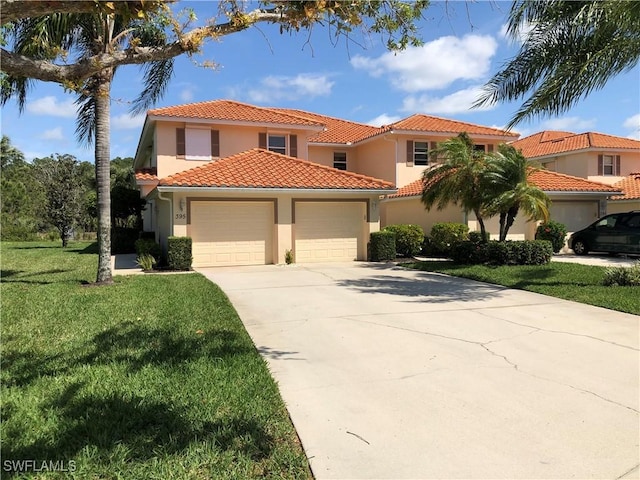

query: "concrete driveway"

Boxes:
[198, 262, 639, 480]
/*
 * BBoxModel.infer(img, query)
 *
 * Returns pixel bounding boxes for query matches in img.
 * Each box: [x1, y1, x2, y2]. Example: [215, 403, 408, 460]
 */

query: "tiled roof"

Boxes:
[148, 100, 324, 127]
[511, 130, 640, 158]
[158, 148, 395, 190]
[273, 108, 381, 144]
[387, 168, 619, 199]
[611, 172, 640, 200]
[135, 168, 158, 182]
[386, 114, 519, 138]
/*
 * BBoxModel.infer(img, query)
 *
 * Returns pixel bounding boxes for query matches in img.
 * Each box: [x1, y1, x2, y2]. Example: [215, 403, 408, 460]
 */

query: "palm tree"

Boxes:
[474, 1, 640, 129]
[3, 11, 175, 283]
[484, 144, 550, 241]
[421, 133, 492, 241]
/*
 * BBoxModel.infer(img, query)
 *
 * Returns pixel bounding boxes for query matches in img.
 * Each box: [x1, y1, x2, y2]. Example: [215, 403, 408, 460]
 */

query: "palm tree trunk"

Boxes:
[503, 205, 519, 241]
[94, 71, 114, 284]
[474, 209, 488, 242]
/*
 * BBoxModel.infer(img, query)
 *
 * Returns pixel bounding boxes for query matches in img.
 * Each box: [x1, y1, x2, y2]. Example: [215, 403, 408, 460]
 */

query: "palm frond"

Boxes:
[129, 59, 174, 115]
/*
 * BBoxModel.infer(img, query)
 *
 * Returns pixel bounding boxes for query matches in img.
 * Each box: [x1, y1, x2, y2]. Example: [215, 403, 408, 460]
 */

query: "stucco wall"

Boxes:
[381, 197, 466, 235]
[540, 150, 640, 184]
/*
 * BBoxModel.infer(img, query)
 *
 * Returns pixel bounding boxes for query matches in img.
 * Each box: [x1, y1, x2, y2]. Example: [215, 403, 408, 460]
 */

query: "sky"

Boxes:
[1, 1, 639, 163]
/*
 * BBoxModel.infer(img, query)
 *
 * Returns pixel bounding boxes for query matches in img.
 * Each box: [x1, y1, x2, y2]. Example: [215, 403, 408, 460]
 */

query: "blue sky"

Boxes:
[2, 1, 639, 163]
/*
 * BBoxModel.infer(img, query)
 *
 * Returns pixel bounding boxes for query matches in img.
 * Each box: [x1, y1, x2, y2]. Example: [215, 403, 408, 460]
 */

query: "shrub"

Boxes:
[136, 253, 157, 271]
[369, 231, 396, 261]
[382, 224, 424, 257]
[603, 262, 640, 286]
[430, 223, 469, 256]
[451, 240, 552, 265]
[468, 231, 488, 244]
[135, 238, 161, 259]
[167, 236, 192, 271]
[285, 249, 294, 265]
[111, 227, 140, 254]
[535, 220, 568, 253]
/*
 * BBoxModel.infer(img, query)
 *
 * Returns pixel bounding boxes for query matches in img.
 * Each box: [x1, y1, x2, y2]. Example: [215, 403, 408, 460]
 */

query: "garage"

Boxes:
[550, 201, 599, 232]
[190, 201, 274, 267]
[294, 201, 365, 263]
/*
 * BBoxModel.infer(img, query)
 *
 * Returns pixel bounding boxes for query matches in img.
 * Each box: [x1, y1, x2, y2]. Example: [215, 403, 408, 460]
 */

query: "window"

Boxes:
[333, 152, 347, 170]
[599, 154, 620, 175]
[176, 128, 219, 160]
[268, 134, 286, 154]
[474, 144, 486, 153]
[414, 141, 428, 166]
[258, 133, 297, 156]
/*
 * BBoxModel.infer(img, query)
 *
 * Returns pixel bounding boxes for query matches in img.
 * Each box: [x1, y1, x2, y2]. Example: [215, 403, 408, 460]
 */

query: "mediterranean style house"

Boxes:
[134, 99, 623, 266]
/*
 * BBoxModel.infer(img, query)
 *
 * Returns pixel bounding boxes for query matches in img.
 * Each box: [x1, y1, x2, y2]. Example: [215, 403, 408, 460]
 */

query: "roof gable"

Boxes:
[158, 148, 395, 191]
[511, 130, 640, 158]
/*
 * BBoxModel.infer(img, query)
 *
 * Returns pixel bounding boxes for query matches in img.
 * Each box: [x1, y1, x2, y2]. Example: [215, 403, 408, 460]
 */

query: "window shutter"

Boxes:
[597, 154, 603, 175]
[406, 140, 414, 166]
[259, 132, 267, 149]
[429, 141, 438, 162]
[176, 128, 185, 158]
[290, 134, 297, 157]
[488, 144, 494, 153]
[211, 130, 220, 157]
[615, 155, 621, 175]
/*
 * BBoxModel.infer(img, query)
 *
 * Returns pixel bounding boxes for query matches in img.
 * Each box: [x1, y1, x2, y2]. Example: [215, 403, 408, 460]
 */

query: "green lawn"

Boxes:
[403, 260, 640, 315]
[1, 242, 311, 479]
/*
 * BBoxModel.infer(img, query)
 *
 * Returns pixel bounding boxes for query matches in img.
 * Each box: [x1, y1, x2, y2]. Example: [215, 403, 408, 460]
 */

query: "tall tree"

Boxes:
[35, 154, 84, 247]
[474, 1, 640, 128]
[1, 0, 429, 284]
[484, 144, 550, 241]
[421, 133, 492, 240]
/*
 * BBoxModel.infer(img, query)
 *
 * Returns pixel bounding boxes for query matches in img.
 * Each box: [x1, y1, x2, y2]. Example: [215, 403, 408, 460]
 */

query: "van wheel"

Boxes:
[572, 240, 589, 255]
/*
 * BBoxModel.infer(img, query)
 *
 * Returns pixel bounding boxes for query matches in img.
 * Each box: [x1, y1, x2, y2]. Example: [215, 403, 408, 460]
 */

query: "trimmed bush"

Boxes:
[369, 231, 396, 261]
[168, 236, 192, 271]
[135, 238, 161, 259]
[383, 224, 424, 257]
[430, 222, 469, 256]
[603, 262, 640, 286]
[468, 231, 488, 244]
[451, 240, 552, 266]
[535, 220, 568, 253]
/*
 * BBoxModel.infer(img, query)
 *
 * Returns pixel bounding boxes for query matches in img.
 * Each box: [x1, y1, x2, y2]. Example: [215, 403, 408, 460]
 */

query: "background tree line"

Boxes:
[1, 135, 144, 244]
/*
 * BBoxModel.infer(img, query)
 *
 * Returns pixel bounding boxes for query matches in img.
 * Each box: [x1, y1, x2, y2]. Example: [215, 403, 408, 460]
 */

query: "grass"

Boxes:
[1, 241, 311, 479]
[403, 260, 640, 315]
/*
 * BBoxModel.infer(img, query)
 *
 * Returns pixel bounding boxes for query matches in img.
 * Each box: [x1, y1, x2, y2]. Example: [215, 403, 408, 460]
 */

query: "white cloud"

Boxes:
[247, 74, 334, 103]
[623, 113, 640, 139]
[39, 127, 64, 141]
[499, 20, 535, 44]
[540, 116, 596, 131]
[366, 113, 402, 127]
[112, 113, 146, 130]
[179, 86, 196, 102]
[26, 96, 76, 117]
[400, 86, 495, 115]
[351, 34, 498, 92]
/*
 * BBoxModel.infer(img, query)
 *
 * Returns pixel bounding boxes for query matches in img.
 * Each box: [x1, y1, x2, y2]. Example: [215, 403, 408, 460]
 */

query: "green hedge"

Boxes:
[429, 222, 469, 256]
[451, 240, 552, 266]
[369, 231, 396, 261]
[134, 238, 162, 260]
[382, 224, 424, 257]
[535, 220, 568, 253]
[168, 236, 192, 271]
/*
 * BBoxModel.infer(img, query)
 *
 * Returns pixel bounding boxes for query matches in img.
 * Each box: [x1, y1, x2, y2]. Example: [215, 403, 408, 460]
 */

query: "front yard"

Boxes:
[1, 242, 311, 479]
[404, 260, 640, 315]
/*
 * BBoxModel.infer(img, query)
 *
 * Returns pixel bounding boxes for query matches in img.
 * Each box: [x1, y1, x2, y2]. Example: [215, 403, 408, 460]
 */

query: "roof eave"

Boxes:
[147, 115, 325, 131]
[386, 129, 517, 141]
[156, 186, 396, 195]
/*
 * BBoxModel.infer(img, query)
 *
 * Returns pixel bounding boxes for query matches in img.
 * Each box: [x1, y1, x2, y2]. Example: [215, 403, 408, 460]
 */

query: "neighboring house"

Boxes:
[382, 170, 621, 240]
[609, 172, 640, 213]
[133, 99, 516, 266]
[511, 130, 640, 228]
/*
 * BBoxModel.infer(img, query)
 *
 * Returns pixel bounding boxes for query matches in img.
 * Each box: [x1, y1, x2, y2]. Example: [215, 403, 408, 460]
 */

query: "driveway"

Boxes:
[198, 263, 639, 480]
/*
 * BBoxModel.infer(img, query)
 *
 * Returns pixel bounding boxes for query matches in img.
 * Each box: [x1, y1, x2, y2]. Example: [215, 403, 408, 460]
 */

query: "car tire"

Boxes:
[572, 240, 589, 255]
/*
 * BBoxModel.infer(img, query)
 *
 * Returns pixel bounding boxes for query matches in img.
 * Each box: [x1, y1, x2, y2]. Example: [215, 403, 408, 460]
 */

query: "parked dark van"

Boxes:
[568, 211, 640, 255]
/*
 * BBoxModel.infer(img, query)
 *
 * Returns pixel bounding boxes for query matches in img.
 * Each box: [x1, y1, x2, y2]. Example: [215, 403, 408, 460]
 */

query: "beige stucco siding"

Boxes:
[381, 197, 465, 235]
[354, 139, 396, 185]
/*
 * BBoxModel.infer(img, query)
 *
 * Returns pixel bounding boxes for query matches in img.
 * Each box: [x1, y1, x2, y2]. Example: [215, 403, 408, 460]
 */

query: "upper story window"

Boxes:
[599, 154, 620, 175]
[414, 141, 429, 166]
[333, 152, 347, 170]
[176, 128, 219, 160]
[259, 133, 298, 157]
[474, 144, 486, 153]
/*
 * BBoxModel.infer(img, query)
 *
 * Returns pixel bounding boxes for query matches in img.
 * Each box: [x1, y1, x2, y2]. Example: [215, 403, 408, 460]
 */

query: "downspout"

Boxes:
[156, 191, 172, 258]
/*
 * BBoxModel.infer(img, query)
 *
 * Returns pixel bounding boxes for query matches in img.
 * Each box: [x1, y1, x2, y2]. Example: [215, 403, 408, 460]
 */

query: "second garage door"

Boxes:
[550, 201, 599, 232]
[191, 201, 274, 267]
[294, 202, 365, 263]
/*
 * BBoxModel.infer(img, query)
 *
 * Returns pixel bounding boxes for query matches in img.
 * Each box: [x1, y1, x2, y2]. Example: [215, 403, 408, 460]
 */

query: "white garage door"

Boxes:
[550, 201, 598, 232]
[295, 202, 365, 263]
[191, 201, 273, 267]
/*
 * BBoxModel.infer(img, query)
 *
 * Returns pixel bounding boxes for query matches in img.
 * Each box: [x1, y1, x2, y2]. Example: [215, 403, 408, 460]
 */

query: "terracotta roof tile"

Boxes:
[611, 172, 640, 200]
[149, 100, 324, 127]
[135, 168, 158, 182]
[387, 114, 519, 138]
[511, 130, 640, 158]
[387, 168, 619, 199]
[158, 148, 395, 191]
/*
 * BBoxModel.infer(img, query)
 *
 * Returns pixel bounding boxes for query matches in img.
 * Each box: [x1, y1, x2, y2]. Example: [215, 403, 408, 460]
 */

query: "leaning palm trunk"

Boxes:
[94, 71, 113, 284]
